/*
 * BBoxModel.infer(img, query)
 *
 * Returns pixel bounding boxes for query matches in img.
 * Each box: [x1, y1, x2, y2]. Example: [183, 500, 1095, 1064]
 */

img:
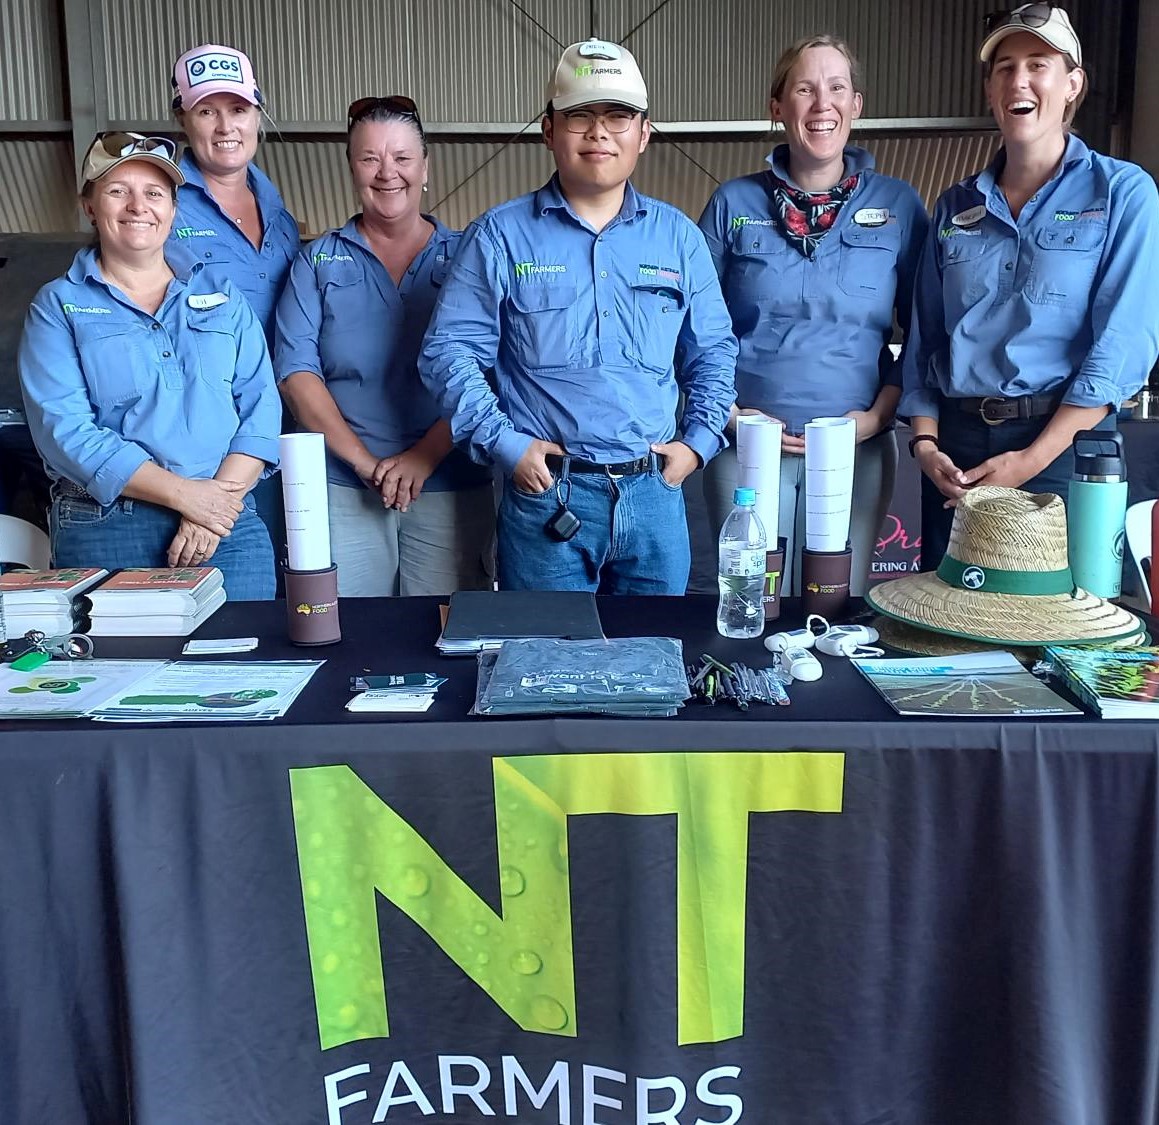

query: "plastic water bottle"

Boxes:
[717, 487, 767, 638]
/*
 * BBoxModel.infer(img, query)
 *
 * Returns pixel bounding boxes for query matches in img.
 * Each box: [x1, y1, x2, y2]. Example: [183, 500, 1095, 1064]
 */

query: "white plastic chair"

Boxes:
[0, 514, 50, 570]
[1124, 500, 1156, 611]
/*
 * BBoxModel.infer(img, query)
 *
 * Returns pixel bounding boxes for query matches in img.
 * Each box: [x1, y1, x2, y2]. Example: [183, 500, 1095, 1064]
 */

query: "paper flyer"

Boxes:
[735, 414, 782, 546]
[0, 659, 166, 719]
[804, 417, 856, 551]
[280, 432, 332, 571]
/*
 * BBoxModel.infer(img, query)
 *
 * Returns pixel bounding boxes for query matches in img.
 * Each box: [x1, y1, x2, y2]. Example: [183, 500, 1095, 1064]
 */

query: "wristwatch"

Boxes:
[907, 434, 939, 458]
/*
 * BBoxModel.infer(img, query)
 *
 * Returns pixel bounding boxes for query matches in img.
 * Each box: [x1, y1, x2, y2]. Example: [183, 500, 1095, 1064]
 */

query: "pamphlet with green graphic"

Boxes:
[852, 651, 1081, 717]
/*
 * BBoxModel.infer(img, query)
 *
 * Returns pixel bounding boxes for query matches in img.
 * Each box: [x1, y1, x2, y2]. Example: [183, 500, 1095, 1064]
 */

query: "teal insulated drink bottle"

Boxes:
[1067, 430, 1128, 598]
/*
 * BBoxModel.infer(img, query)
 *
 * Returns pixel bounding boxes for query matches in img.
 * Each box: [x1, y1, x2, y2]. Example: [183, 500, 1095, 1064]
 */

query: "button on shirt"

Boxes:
[167, 152, 300, 343]
[418, 176, 737, 474]
[18, 248, 281, 506]
[901, 134, 1159, 420]
[274, 216, 489, 492]
[699, 145, 928, 434]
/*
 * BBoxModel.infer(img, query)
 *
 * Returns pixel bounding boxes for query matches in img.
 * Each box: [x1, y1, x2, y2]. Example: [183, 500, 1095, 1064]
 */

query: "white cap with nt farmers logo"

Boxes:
[548, 39, 648, 113]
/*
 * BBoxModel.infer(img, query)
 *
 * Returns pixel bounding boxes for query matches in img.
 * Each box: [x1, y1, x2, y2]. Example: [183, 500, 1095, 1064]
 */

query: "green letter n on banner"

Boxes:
[290, 752, 843, 1051]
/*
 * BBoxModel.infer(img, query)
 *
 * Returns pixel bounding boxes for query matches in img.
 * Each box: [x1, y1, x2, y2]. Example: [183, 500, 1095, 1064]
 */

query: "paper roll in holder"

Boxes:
[279, 431, 342, 646]
[284, 561, 342, 646]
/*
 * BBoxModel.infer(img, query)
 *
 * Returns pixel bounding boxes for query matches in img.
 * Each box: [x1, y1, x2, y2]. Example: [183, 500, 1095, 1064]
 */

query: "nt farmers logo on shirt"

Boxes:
[514, 261, 568, 280]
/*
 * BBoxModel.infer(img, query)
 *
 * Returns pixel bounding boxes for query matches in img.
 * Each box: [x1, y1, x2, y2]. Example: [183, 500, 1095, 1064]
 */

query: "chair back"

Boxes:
[1123, 499, 1156, 611]
[0, 514, 50, 571]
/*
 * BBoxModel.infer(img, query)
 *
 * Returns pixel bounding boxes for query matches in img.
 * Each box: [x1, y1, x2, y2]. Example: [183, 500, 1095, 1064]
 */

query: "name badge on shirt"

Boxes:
[951, 205, 986, 228]
[853, 207, 889, 227]
[187, 292, 230, 310]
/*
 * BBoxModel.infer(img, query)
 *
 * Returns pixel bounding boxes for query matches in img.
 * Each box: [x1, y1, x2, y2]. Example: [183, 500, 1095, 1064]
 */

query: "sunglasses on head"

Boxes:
[982, 2, 1058, 36]
[346, 95, 422, 132]
[95, 131, 178, 161]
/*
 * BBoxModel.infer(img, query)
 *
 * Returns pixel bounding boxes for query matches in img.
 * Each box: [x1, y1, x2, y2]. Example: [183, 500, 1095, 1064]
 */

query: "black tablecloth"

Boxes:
[2, 596, 1157, 1125]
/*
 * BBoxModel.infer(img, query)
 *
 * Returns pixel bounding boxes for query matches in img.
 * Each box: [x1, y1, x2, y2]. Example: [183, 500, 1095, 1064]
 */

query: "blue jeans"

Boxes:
[51, 491, 276, 600]
[920, 409, 1117, 572]
[497, 460, 690, 594]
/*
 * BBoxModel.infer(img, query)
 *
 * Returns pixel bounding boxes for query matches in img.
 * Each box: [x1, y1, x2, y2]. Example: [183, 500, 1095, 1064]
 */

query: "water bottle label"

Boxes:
[722, 548, 765, 577]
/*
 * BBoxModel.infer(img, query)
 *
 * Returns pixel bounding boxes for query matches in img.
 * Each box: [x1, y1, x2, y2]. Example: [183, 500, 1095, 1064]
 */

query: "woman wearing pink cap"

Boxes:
[168, 43, 299, 343]
[169, 43, 302, 580]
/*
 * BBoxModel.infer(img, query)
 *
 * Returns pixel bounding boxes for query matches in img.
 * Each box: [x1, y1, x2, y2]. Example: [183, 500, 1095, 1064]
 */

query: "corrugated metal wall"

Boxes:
[0, 0, 1123, 234]
[261, 133, 1006, 237]
[0, 0, 64, 119]
[93, 0, 1096, 122]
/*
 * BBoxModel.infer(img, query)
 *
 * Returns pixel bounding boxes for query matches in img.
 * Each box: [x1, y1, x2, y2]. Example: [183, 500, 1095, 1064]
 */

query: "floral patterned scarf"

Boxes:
[768, 171, 861, 258]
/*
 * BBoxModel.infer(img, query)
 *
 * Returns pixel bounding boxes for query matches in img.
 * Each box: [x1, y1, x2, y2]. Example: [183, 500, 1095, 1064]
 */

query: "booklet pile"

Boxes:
[0, 658, 323, 722]
[0, 567, 107, 635]
[87, 568, 227, 636]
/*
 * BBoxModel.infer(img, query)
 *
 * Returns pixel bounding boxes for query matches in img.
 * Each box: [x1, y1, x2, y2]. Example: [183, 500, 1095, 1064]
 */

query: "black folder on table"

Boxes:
[437, 590, 605, 654]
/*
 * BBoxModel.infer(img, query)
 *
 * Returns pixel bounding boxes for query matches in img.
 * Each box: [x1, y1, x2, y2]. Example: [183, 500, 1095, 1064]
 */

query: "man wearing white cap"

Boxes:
[420, 39, 737, 593]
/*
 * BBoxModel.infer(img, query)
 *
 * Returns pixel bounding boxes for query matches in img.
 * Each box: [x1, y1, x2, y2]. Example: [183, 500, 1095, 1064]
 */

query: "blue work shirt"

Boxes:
[274, 216, 489, 492]
[167, 152, 300, 343]
[18, 247, 281, 506]
[901, 134, 1159, 420]
[418, 176, 737, 474]
[699, 145, 928, 434]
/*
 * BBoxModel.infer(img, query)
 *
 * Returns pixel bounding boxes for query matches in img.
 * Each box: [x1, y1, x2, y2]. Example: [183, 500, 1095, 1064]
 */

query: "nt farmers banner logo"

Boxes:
[290, 751, 844, 1051]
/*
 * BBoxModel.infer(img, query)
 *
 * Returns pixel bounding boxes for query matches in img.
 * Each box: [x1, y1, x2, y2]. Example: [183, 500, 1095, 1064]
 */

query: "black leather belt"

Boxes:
[545, 454, 654, 476]
[952, 394, 1061, 425]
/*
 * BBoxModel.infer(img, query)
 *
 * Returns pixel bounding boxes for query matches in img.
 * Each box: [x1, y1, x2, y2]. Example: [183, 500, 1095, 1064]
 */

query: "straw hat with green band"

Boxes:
[866, 486, 1143, 646]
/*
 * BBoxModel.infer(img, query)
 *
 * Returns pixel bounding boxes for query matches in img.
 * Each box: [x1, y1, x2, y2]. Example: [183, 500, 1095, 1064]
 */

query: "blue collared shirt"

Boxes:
[901, 134, 1159, 420]
[167, 152, 300, 343]
[274, 216, 489, 491]
[18, 247, 281, 506]
[418, 176, 738, 474]
[698, 145, 928, 433]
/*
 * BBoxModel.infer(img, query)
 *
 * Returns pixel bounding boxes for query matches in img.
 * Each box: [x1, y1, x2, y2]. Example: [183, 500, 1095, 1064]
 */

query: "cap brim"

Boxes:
[87, 153, 185, 188]
[181, 85, 260, 110]
[979, 24, 1081, 65]
[865, 572, 1142, 646]
[552, 91, 648, 113]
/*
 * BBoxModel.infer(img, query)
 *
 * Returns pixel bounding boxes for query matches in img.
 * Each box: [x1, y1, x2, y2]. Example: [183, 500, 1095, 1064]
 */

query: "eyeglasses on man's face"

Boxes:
[560, 108, 640, 134]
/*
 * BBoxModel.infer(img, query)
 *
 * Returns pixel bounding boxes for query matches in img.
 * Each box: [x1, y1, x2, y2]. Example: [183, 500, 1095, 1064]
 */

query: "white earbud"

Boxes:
[815, 625, 880, 657]
[779, 646, 823, 682]
[764, 614, 830, 654]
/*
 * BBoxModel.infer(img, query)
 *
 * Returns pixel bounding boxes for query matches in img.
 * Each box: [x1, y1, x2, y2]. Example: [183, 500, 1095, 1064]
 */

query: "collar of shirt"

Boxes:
[533, 174, 648, 227]
[339, 212, 455, 253]
[66, 245, 202, 292]
[975, 132, 1093, 201]
[178, 150, 286, 216]
[764, 143, 875, 189]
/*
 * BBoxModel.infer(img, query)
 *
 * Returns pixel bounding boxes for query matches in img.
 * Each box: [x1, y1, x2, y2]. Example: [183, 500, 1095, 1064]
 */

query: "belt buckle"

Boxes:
[979, 396, 1007, 426]
[606, 464, 626, 480]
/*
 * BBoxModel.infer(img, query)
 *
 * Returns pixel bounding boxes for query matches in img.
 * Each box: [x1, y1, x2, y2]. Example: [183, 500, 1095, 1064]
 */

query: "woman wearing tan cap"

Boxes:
[902, 4, 1159, 571]
[17, 133, 281, 598]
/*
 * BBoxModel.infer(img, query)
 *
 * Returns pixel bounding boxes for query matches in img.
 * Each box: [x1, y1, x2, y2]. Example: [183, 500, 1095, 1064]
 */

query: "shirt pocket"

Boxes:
[187, 309, 239, 387]
[836, 225, 901, 299]
[506, 283, 577, 370]
[73, 322, 146, 406]
[630, 282, 686, 374]
[939, 235, 991, 317]
[320, 272, 362, 337]
[1026, 223, 1106, 307]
